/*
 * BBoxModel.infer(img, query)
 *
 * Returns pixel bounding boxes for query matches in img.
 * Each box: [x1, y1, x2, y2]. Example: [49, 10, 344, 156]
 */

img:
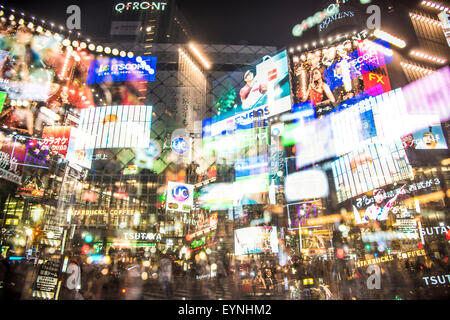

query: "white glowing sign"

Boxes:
[115, 1, 167, 14]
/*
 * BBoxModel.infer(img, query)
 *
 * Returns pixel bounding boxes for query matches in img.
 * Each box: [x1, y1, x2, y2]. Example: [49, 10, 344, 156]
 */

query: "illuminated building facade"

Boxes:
[0, 0, 449, 301]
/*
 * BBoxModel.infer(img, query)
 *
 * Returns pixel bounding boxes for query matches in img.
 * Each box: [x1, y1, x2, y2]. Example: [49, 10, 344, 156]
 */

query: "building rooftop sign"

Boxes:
[114, 1, 168, 14]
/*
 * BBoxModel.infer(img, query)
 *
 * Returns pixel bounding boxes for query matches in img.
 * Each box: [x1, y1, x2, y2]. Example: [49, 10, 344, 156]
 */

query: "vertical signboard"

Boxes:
[31, 259, 61, 300]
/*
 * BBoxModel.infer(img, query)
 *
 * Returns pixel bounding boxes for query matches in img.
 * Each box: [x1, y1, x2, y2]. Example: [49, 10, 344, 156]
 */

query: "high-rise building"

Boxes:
[109, 0, 192, 54]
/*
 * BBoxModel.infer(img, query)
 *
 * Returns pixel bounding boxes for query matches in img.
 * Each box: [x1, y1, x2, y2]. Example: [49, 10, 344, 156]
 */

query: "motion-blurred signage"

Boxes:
[401, 122, 448, 150]
[73, 208, 138, 216]
[78, 105, 153, 149]
[66, 127, 93, 170]
[0, 91, 7, 114]
[234, 226, 279, 255]
[31, 259, 60, 300]
[166, 182, 194, 213]
[438, 11, 450, 47]
[0, 131, 23, 184]
[42, 126, 71, 157]
[86, 56, 157, 85]
[0, 78, 49, 102]
[12, 136, 50, 169]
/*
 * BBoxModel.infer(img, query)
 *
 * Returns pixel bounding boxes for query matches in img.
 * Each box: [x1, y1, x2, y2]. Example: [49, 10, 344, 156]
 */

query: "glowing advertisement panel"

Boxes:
[235, 155, 268, 179]
[66, 127, 93, 169]
[402, 66, 450, 125]
[402, 121, 448, 150]
[234, 226, 278, 255]
[11, 136, 51, 169]
[331, 139, 413, 203]
[41, 126, 71, 157]
[202, 122, 268, 162]
[0, 79, 50, 102]
[166, 181, 194, 213]
[86, 56, 157, 85]
[291, 89, 412, 169]
[79, 105, 152, 149]
[292, 39, 393, 117]
[0, 131, 24, 184]
[211, 50, 291, 131]
[0, 91, 7, 114]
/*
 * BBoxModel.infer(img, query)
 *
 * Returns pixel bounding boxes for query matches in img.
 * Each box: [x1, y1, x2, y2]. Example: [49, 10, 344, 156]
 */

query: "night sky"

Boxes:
[2, 0, 321, 48]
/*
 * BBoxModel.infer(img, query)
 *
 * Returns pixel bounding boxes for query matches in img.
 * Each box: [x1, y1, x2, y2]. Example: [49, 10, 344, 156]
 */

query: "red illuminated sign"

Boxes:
[42, 126, 71, 157]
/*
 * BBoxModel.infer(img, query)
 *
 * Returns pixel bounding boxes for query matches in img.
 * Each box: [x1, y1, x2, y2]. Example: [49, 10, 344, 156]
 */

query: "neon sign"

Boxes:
[115, 1, 167, 14]
[123, 232, 162, 241]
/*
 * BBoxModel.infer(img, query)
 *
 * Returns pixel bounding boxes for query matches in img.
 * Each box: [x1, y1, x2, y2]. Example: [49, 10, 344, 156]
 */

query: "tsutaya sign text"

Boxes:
[123, 232, 162, 241]
[115, 2, 167, 14]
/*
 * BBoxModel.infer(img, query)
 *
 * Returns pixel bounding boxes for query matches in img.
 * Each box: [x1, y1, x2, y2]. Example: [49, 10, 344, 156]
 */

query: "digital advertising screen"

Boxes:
[86, 56, 157, 85]
[235, 155, 269, 180]
[211, 50, 292, 130]
[202, 122, 269, 163]
[78, 105, 153, 149]
[234, 226, 278, 255]
[291, 38, 393, 118]
[402, 122, 448, 150]
[331, 139, 414, 203]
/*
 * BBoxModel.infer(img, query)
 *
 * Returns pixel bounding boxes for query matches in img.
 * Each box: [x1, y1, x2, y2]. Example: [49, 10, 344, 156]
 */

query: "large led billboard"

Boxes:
[78, 105, 152, 149]
[234, 226, 278, 255]
[209, 50, 291, 133]
[86, 56, 157, 85]
[291, 38, 393, 117]
[331, 139, 413, 203]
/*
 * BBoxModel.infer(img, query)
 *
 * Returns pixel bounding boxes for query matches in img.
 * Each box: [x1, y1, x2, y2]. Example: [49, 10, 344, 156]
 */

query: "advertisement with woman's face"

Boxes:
[292, 39, 393, 118]
[293, 41, 363, 118]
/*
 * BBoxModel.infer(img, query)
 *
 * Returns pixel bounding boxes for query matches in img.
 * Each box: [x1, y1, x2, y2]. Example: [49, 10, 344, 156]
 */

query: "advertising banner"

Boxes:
[0, 131, 24, 184]
[86, 56, 157, 85]
[0, 79, 50, 102]
[166, 181, 194, 213]
[31, 259, 61, 300]
[235, 155, 268, 179]
[11, 135, 51, 169]
[42, 126, 71, 157]
[66, 127, 93, 169]
[292, 39, 393, 117]
[79, 105, 153, 149]
[212, 50, 291, 126]
[331, 139, 413, 203]
[401, 122, 448, 150]
[234, 226, 278, 255]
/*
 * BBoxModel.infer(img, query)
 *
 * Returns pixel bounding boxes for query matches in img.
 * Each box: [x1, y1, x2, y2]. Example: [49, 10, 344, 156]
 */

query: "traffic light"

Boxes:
[84, 233, 93, 243]
[365, 244, 371, 251]
[81, 244, 90, 255]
